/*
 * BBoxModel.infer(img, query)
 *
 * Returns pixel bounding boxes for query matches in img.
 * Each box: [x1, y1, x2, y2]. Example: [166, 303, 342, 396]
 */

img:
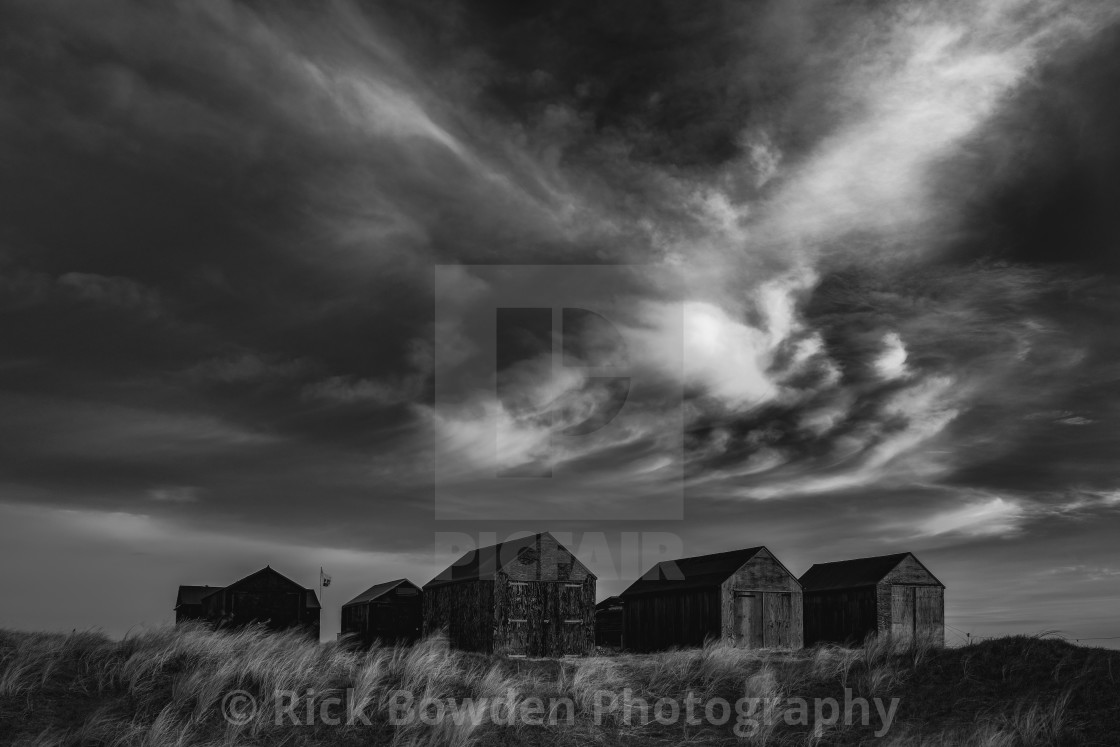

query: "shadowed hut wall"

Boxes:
[719, 549, 803, 649]
[342, 587, 422, 647]
[623, 588, 721, 653]
[595, 600, 624, 647]
[423, 580, 494, 652]
[175, 604, 203, 624]
[306, 606, 321, 640]
[340, 604, 366, 640]
[803, 587, 877, 645]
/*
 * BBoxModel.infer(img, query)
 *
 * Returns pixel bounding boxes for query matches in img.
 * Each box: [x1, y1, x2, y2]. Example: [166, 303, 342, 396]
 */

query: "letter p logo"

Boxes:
[495, 306, 631, 476]
[434, 265, 683, 520]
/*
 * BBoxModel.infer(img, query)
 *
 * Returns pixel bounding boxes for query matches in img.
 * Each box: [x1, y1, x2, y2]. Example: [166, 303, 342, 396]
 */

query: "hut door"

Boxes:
[556, 583, 587, 657]
[507, 582, 532, 657]
[764, 593, 793, 648]
[734, 593, 765, 648]
[914, 587, 942, 643]
[890, 585, 916, 641]
[736, 592, 793, 648]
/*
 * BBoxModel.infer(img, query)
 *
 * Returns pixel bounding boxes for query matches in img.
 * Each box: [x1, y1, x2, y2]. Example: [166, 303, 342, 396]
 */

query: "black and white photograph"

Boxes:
[2, 0, 1120, 744]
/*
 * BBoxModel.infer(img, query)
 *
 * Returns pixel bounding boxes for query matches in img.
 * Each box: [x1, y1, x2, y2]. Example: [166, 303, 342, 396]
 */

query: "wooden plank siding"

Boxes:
[423, 579, 494, 652]
[492, 575, 595, 657]
[884, 583, 944, 645]
[341, 583, 422, 648]
[915, 586, 944, 644]
[594, 598, 624, 648]
[624, 588, 722, 652]
[803, 587, 879, 645]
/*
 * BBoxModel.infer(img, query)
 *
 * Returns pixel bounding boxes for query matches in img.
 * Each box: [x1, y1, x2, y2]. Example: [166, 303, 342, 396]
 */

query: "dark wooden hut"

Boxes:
[620, 546, 803, 652]
[173, 585, 215, 623]
[423, 532, 596, 657]
[799, 552, 944, 646]
[340, 579, 423, 647]
[174, 566, 321, 639]
[594, 596, 624, 648]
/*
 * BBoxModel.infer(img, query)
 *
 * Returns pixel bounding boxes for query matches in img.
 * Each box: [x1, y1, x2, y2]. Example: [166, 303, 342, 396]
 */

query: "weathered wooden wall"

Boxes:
[623, 588, 722, 652]
[342, 592, 423, 648]
[882, 555, 939, 586]
[882, 582, 944, 645]
[722, 549, 803, 594]
[595, 601, 624, 647]
[803, 587, 878, 645]
[492, 575, 595, 656]
[915, 586, 944, 645]
[423, 580, 494, 652]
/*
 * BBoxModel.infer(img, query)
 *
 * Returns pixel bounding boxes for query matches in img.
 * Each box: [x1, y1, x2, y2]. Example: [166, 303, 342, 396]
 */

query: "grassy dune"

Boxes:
[1, 624, 1117, 746]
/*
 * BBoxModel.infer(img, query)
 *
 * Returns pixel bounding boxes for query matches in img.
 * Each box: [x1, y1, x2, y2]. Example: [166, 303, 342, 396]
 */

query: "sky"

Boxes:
[3, 0, 1120, 647]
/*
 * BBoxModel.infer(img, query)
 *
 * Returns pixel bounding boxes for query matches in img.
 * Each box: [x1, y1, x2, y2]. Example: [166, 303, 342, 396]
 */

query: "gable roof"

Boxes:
[799, 552, 943, 591]
[175, 585, 221, 609]
[224, 565, 306, 592]
[342, 579, 419, 607]
[620, 546, 770, 596]
[424, 532, 596, 587]
[596, 596, 623, 610]
[182, 567, 320, 609]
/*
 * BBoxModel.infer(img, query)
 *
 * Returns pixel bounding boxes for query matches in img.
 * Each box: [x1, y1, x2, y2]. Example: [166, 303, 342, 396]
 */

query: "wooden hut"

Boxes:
[620, 546, 803, 652]
[175, 566, 321, 639]
[594, 596, 624, 648]
[173, 585, 215, 623]
[799, 553, 944, 646]
[341, 579, 423, 647]
[423, 532, 596, 657]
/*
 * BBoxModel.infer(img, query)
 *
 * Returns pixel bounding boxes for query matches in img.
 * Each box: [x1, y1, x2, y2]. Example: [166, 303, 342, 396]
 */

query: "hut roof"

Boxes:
[181, 566, 321, 609]
[424, 532, 596, 587]
[342, 579, 418, 607]
[175, 585, 220, 609]
[620, 546, 773, 596]
[799, 553, 943, 592]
